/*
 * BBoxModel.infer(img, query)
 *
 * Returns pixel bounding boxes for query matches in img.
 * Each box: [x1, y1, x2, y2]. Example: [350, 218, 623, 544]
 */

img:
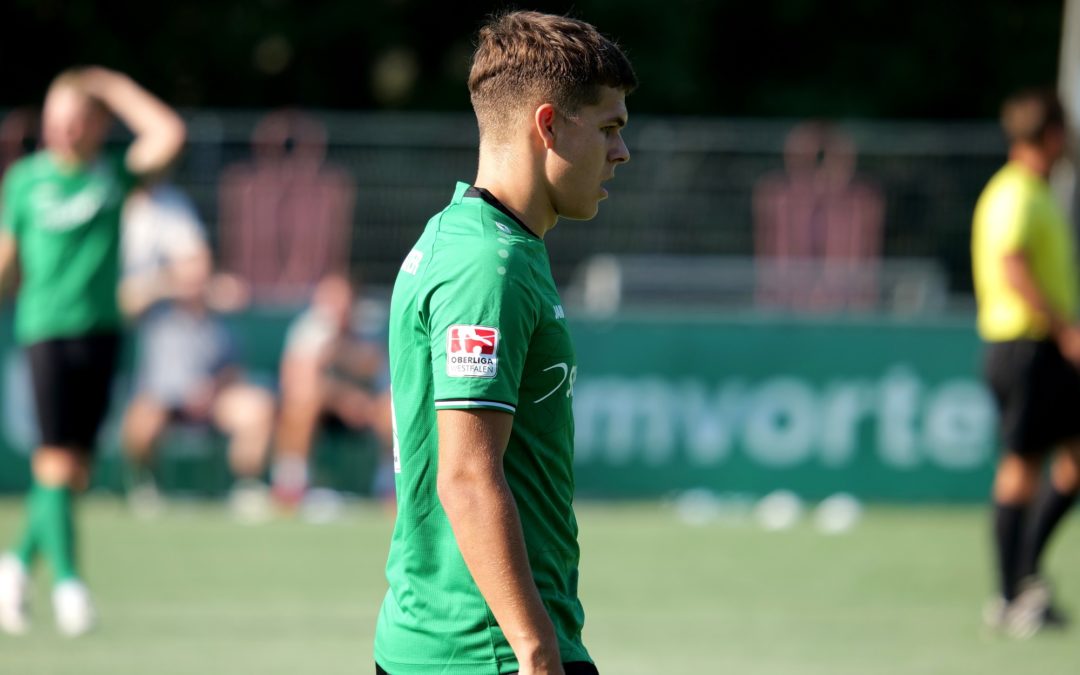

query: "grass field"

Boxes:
[0, 498, 1077, 674]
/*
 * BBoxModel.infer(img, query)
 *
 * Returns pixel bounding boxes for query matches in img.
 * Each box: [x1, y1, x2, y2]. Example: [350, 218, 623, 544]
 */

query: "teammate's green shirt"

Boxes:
[1, 150, 135, 344]
[376, 183, 588, 675]
[972, 161, 1078, 342]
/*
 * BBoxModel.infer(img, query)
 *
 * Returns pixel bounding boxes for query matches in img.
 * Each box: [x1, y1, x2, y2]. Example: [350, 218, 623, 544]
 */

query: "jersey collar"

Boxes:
[458, 183, 541, 239]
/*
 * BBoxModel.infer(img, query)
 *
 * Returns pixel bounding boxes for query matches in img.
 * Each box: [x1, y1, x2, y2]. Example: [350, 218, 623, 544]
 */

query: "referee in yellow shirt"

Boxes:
[972, 87, 1079, 638]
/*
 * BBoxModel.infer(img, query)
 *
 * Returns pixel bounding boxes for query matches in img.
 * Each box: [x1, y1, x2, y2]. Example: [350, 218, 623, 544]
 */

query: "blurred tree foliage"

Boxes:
[0, 0, 1064, 117]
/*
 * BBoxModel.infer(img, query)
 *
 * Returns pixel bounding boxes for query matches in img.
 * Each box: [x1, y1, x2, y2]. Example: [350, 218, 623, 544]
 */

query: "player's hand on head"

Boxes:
[73, 67, 126, 98]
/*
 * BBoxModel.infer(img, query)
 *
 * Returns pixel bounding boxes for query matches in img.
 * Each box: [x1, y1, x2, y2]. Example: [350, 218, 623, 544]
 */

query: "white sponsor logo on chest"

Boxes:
[446, 325, 499, 378]
[33, 182, 114, 232]
[553, 304, 565, 319]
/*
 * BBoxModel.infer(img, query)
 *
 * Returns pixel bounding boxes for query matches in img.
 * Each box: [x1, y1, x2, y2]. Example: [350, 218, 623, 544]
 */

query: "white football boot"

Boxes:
[0, 553, 30, 635]
[52, 579, 96, 637]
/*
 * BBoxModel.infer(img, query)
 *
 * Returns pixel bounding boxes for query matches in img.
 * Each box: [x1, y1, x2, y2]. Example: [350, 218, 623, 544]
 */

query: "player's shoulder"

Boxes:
[2, 151, 50, 186]
[990, 164, 1043, 200]
[977, 164, 1037, 216]
[432, 193, 540, 262]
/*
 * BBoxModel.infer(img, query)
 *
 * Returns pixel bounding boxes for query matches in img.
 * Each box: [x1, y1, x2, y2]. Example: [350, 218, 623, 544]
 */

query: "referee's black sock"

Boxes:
[994, 503, 1027, 602]
[1019, 482, 1077, 580]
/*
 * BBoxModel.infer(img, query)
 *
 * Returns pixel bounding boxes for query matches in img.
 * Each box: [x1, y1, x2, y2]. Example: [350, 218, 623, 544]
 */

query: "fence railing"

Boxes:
[3, 109, 1013, 307]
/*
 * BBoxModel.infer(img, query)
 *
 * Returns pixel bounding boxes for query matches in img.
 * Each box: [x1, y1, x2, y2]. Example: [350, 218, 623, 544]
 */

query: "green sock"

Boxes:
[11, 483, 45, 567]
[34, 484, 78, 583]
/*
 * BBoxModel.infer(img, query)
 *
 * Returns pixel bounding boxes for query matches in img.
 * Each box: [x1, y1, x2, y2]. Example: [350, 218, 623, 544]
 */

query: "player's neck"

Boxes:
[475, 150, 557, 239]
[47, 146, 98, 171]
[1009, 144, 1054, 180]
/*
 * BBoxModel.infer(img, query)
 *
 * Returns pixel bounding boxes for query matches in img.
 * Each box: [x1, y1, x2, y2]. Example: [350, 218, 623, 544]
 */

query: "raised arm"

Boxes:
[436, 408, 564, 675]
[78, 67, 186, 176]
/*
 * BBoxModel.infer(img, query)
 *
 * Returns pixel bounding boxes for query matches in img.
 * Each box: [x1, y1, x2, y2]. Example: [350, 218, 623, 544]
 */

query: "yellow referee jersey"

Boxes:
[972, 161, 1078, 341]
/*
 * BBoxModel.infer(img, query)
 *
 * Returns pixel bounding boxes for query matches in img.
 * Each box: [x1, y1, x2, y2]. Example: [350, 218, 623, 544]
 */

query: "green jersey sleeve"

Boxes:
[426, 245, 537, 414]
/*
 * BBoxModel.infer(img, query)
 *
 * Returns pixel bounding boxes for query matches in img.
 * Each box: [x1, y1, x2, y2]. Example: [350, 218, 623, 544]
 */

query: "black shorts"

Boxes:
[983, 339, 1080, 457]
[27, 332, 121, 453]
[376, 662, 598, 675]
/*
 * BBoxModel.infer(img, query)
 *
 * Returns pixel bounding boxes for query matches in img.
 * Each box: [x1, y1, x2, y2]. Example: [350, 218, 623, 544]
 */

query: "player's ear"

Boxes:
[534, 104, 557, 149]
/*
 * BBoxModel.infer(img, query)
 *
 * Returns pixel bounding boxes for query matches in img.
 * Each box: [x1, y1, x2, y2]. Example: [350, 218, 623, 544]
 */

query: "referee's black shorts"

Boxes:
[26, 332, 121, 453]
[983, 338, 1080, 457]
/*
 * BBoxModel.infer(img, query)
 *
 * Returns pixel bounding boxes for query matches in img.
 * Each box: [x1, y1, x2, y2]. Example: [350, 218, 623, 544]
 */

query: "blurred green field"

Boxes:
[0, 498, 1077, 674]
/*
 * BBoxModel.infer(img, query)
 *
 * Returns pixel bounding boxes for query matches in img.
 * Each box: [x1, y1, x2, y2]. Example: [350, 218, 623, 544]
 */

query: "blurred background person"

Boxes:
[972, 87, 1080, 638]
[0, 66, 185, 636]
[121, 171, 223, 317]
[0, 107, 40, 179]
[218, 109, 355, 305]
[120, 178, 273, 520]
[271, 274, 393, 508]
[753, 121, 884, 312]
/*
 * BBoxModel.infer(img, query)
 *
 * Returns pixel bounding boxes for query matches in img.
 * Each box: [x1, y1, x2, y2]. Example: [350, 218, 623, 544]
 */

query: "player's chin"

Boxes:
[561, 201, 602, 221]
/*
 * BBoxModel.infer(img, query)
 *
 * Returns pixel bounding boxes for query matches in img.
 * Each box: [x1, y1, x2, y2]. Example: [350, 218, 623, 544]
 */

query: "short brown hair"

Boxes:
[468, 11, 637, 142]
[1001, 87, 1065, 144]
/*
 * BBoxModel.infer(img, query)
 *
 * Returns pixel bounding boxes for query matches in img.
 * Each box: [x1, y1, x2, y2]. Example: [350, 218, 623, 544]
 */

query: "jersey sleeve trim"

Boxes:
[434, 399, 516, 414]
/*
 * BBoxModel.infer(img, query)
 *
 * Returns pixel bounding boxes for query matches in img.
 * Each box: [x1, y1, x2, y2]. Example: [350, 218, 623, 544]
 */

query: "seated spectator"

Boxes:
[121, 180, 274, 519]
[272, 274, 393, 507]
[122, 178, 249, 316]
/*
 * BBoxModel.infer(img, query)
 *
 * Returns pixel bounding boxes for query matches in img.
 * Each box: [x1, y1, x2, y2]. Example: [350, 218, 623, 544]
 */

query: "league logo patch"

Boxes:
[446, 325, 499, 378]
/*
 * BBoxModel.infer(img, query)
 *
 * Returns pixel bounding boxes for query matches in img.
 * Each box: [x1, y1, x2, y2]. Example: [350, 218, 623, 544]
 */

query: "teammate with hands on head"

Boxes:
[0, 66, 185, 636]
[374, 11, 635, 675]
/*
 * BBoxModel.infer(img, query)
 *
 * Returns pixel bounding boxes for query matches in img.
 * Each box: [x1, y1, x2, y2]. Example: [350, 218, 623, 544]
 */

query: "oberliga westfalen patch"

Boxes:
[446, 325, 499, 378]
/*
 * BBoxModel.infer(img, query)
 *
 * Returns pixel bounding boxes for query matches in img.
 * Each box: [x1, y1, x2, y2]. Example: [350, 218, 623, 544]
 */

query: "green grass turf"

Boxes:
[0, 498, 1077, 674]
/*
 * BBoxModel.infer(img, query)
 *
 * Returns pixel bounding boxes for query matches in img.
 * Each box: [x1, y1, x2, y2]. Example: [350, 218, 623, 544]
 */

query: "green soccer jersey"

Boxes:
[375, 183, 588, 674]
[1, 150, 135, 344]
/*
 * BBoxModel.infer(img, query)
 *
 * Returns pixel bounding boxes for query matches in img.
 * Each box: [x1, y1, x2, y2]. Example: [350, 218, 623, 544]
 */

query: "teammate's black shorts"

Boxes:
[983, 338, 1080, 457]
[376, 662, 598, 675]
[27, 332, 121, 453]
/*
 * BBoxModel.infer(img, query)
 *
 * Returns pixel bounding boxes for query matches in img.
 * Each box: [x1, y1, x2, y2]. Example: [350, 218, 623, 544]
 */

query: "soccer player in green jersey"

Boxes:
[374, 11, 636, 675]
[0, 67, 185, 636]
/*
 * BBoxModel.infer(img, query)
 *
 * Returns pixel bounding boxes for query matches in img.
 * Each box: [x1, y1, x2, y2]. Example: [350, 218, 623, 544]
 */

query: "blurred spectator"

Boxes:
[753, 121, 884, 311]
[121, 177, 273, 519]
[272, 274, 393, 507]
[0, 108, 40, 304]
[218, 109, 355, 304]
[121, 176, 249, 316]
[0, 107, 40, 178]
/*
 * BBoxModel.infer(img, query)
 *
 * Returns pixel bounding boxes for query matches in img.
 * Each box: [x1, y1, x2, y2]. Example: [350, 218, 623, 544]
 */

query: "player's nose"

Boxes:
[610, 134, 629, 165]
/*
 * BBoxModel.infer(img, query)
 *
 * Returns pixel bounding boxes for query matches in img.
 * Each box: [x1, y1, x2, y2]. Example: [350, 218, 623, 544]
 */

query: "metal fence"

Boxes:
[12, 109, 1014, 307]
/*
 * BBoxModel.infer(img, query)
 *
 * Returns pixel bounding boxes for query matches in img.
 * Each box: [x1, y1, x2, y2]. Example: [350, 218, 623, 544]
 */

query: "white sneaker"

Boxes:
[1005, 580, 1051, 639]
[127, 480, 164, 520]
[228, 480, 273, 524]
[983, 582, 1052, 640]
[52, 579, 96, 637]
[0, 554, 30, 635]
